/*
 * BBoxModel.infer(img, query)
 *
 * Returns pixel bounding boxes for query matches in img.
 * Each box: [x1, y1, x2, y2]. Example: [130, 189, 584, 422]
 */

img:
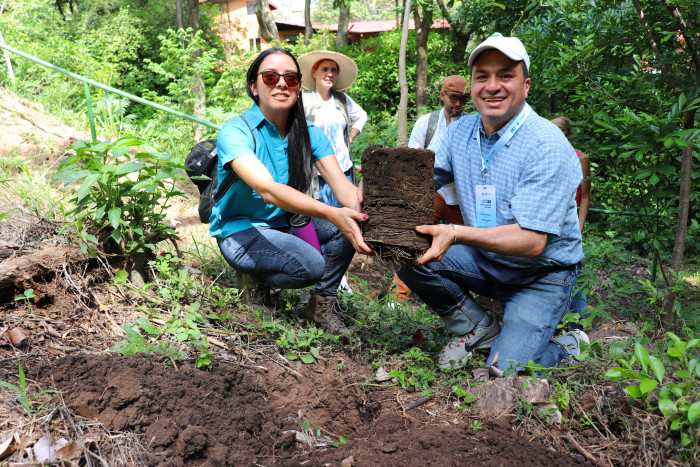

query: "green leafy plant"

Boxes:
[605, 333, 699, 452]
[260, 320, 328, 368]
[14, 289, 36, 313]
[0, 361, 61, 414]
[471, 420, 483, 431]
[52, 137, 186, 282]
[452, 383, 476, 410]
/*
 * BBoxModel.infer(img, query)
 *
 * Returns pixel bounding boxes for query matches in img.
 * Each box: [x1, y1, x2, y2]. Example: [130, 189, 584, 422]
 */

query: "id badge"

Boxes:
[475, 185, 497, 228]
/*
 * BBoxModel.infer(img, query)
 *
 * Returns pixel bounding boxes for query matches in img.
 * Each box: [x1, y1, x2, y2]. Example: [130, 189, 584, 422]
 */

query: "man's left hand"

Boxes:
[413, 224, 454, 265]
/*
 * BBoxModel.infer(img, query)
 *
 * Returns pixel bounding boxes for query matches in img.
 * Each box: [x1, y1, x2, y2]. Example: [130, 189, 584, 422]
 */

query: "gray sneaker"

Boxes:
[551, 329, 590, 358]
[437, 315, 501, 370]
[303, 294, 350, 336]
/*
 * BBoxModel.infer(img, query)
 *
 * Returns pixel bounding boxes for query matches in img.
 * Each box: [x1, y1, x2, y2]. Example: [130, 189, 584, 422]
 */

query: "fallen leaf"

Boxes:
[56, 441, 81, 462]
[375, 367, 391, 382]
[3, 328, 28, 348]
[33, 434, 69, 463]
[0, 433, 20, 461]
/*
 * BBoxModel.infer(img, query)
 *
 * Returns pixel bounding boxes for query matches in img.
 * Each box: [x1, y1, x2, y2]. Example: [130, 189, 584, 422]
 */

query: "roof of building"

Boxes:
[200, 0, 278, 10]
[310, 18, 450, 33]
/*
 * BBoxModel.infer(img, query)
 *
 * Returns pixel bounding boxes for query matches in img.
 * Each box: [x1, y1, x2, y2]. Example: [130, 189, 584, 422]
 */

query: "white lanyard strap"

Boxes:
[478, 103, 532, 175]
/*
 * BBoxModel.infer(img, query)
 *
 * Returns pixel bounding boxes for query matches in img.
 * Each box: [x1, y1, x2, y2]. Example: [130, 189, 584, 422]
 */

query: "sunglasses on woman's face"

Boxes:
[258, 71, 302, 88]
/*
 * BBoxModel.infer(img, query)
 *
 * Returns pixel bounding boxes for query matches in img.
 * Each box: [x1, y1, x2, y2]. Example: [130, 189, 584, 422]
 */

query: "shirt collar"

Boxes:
[243, 103, 267, 130]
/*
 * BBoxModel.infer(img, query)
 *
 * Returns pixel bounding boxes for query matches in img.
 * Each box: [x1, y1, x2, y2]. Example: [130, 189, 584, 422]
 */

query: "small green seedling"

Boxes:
[14, 289, 36, 313]
[471, 420, 483, 431]
[0, 361, 61, 414]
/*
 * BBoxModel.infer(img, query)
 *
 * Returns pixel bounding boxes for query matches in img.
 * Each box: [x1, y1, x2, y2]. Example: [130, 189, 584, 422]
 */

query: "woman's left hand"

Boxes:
[329, 207, 373, 255]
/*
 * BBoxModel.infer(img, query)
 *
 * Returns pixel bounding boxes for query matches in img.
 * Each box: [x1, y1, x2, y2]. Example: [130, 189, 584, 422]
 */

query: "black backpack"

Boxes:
[185, 116, 256, 223]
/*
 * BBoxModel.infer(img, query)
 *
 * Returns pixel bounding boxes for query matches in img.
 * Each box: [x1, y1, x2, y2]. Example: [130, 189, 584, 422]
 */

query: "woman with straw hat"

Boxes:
[298, 50, 368, 208]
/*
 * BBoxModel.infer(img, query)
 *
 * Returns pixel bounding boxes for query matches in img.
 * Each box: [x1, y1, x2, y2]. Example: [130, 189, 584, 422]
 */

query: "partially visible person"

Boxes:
[212, 48, 372, 336]
[392, 76, 469, 302]
[551, 116, 591, 330]
[397, 33, 588, 373]
[408, 75, 469, 227]
[299, 50, 367, 295]
[298, 50, 367, 207]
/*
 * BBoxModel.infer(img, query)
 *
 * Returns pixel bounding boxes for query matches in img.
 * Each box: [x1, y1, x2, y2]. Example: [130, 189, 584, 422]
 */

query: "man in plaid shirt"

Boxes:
[397, 34, 588, 374]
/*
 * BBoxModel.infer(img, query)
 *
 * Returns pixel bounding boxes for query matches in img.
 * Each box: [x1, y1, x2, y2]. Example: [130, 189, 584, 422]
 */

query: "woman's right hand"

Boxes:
[329, 207, 373, 255]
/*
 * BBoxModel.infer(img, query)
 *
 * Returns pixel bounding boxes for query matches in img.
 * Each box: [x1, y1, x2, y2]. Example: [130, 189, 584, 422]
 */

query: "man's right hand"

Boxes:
[413, 224, 455, 265]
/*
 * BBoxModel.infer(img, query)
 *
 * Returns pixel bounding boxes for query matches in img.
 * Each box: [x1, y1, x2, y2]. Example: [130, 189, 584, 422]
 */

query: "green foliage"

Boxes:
[52, 137, 185, 259]
[452, 383, 476, 409]
[0, 361, 61, 414]
[111, 252, 238, 369]
[259, 320, 329, 368]
[605, 333, 699, 454]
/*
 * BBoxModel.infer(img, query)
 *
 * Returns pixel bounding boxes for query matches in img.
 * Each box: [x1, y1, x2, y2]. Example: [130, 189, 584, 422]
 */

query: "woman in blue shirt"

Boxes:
[211, 48, 371, 336]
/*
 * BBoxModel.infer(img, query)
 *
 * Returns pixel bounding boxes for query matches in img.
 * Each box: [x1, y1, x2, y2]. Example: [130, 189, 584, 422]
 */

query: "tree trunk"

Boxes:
[397, 0, 412, 147]
[661, 106, 696, 329]
[435, 0, 469, 57]
[187, 0, 205, 142]
[413, 2, 432, 112]
[337, 1, 350, 48]
[256, 0, 279, 43]
[175, 0, 184, 30]
[187, 0, 199, 39]
[304, 0, 312, 45]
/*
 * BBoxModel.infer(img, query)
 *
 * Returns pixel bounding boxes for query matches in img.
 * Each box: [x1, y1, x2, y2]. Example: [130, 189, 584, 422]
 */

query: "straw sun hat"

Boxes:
[297, 50, 358, 91]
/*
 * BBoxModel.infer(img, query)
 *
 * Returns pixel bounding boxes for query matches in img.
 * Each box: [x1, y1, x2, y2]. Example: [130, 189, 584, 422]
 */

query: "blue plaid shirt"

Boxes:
[434, 105, 584, 268]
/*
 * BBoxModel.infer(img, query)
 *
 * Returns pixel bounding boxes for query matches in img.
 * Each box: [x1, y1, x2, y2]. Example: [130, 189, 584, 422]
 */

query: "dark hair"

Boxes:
[246, 48, 313, 193]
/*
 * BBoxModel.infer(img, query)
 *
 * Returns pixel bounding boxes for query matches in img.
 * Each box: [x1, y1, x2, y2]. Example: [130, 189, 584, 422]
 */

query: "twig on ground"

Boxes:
[566, 432, 604, 467]
[402, 395, 431, 411]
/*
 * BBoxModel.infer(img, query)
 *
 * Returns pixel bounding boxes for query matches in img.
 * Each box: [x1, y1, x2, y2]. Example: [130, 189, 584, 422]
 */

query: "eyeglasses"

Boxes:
[258, 71, 302, 88]
[444, 92, 468, 104]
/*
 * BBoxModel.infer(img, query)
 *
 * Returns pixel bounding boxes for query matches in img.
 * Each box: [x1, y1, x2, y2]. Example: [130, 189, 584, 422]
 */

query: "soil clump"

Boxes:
[361, 145, 434, 260]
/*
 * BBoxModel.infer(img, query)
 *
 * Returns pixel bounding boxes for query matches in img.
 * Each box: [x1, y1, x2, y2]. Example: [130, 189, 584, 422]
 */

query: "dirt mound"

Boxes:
[37, 353, 591, 466]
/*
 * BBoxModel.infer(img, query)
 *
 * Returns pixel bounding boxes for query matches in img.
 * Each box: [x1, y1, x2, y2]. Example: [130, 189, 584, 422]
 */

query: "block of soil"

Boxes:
[361, 145, 434, 260]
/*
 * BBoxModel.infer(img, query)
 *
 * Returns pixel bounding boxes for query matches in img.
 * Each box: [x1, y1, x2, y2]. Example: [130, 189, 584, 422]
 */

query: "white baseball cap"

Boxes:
[468, 33, 530, 72]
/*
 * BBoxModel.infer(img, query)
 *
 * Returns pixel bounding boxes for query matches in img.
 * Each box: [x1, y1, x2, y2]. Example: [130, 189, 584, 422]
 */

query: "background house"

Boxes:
[203, 0, 449, 51]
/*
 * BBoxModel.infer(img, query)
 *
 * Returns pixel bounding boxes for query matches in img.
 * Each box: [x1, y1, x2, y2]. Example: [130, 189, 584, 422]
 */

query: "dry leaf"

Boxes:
[375, 366, 391, 382]
[33, 434, 69, 463]
[3, 327, 28, 348]
[0, 433, 20, 461]
[56, 441, 81, 461]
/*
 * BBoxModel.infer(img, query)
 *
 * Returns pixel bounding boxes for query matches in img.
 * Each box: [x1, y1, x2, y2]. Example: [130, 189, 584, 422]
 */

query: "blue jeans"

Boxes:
[217, 218, 354, 296]
[568, 261, 587, 330]
[318, 168, 355, 207]
[397, 245, 579, 370]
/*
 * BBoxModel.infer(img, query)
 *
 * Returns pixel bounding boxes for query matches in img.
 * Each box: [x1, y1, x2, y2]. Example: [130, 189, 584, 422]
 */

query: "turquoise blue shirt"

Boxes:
[210, 104, 334, 240]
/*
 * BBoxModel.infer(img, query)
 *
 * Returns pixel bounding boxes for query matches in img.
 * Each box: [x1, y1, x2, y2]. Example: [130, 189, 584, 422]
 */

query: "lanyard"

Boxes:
[477, 103, 532, 177]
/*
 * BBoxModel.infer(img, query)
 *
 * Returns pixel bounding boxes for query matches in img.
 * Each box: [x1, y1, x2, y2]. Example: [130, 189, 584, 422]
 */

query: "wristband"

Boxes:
[450, 223, 457, 245]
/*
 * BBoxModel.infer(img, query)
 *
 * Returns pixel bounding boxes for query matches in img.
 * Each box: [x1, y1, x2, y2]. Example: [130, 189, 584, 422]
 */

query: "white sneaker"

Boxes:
[551, 329, 590, 358]
[339, 274, 353, 294]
